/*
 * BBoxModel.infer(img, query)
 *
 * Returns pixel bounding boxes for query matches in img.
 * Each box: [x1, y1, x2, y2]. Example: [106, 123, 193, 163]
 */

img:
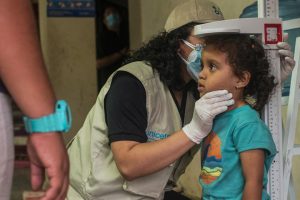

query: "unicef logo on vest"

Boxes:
[146, 131, 169, 142]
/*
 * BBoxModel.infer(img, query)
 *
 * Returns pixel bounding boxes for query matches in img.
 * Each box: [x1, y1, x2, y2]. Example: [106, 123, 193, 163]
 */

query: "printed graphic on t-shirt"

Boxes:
[200, 132, 222, 184]
[146, 131, 169, 142]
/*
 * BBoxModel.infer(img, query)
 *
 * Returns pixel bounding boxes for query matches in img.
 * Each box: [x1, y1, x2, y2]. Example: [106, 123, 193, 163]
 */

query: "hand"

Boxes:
[278, 33, 296, 82]
[27, 133, 69, 200]
[182, 90, 234, 144]
[119, 47, 128, 56]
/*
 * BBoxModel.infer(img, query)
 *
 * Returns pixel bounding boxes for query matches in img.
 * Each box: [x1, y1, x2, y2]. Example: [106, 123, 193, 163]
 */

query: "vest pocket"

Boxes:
[122, 164, 174, 199]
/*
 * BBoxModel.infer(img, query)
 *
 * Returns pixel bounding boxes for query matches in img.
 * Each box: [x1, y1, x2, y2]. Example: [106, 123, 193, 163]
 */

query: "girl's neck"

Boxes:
[228, 99, 247, 111]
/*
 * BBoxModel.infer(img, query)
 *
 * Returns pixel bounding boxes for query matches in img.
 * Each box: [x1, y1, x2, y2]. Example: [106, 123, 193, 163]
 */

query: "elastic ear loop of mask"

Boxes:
[177, 52, 189, 64]
[181, 39, 196, 49]
[178, 40, 205, 65]
[181, 39, 205, 51]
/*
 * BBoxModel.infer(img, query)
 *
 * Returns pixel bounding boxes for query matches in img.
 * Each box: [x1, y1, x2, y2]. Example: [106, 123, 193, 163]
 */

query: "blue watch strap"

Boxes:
[23, 100, 72, 133]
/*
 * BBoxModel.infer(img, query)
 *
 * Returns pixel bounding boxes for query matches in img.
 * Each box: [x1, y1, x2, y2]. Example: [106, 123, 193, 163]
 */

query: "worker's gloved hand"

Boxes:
[278, 33, 296, 82]
[182, 90, 234, 144]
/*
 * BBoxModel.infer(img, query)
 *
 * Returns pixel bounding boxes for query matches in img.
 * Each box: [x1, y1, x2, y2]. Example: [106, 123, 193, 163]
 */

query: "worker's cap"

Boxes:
[164, 0, 224, 32]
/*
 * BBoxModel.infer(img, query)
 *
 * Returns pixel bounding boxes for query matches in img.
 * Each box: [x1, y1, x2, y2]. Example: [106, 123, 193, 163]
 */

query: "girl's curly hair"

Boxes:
[124, 23, 198, 90]
[204, 34, 276, 111]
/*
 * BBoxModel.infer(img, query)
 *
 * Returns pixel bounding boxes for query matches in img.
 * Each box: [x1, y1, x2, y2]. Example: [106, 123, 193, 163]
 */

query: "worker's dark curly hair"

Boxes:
[204, 34, 276, 111]
[124, 23, 198, 90]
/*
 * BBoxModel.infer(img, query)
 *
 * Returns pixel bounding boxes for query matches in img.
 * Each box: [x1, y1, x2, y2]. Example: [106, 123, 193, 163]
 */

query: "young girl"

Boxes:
[198, 34, 277, 200]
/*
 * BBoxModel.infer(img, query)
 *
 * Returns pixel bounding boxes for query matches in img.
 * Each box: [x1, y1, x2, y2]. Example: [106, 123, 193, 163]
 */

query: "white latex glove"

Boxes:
[182, 90, 234, 144]
[278, 33, 296, 82]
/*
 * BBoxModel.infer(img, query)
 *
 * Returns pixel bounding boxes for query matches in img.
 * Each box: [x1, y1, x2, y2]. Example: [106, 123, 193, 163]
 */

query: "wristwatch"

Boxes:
[23, 100, 72, 133]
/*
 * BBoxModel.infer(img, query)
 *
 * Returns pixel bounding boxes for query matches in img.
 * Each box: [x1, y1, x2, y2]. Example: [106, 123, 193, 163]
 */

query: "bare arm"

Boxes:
[240, 149, 265, 200]
[0, 0, 55, 115]
[97, 47, 127, 70]
[111, 130, 195, 180]
[0, 0, 69, 199]
[111, 90, 234, 181]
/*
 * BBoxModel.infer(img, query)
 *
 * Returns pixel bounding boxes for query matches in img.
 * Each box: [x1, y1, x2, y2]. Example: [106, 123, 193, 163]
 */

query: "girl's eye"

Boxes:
[209, 63, 217, 71]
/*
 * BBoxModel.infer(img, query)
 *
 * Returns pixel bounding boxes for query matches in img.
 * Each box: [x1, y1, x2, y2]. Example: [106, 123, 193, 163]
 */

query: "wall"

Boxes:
[128, 0, 299, 199]
[39, 0, 97, 143]
[128, 0, 255, 49]
[128, 0, 182, 49]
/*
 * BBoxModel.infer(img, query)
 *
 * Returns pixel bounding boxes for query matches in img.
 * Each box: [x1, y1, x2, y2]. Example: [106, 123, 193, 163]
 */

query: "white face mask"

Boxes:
[178, 39, 204, 81]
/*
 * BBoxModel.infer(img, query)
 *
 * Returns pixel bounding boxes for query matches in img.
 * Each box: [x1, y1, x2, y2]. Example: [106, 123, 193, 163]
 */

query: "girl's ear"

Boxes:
[236, 71, 251, 89]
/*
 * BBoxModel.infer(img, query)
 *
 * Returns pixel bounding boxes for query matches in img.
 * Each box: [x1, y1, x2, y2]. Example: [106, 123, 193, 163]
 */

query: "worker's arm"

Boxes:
[111, 90, 233, 180]
[0, 1, 69, 199]
[97, 47, 127, 69]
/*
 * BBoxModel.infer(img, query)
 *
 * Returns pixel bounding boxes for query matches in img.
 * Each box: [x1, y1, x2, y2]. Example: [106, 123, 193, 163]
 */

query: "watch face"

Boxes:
[57, 100, 72, 132]
[23, 100, 72, 133]
[65, 103, 72, 131]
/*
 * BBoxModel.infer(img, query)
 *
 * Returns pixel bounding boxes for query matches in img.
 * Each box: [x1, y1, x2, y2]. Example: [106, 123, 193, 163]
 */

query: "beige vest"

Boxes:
[67, 61, 199, 200]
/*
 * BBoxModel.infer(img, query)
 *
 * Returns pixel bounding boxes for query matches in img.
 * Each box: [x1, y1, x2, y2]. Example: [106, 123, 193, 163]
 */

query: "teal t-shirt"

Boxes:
[200, 105, 277, 200]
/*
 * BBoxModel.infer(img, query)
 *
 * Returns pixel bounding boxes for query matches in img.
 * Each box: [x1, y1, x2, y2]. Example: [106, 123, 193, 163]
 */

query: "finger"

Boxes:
[211, 99, 235, 109]
[57, 177, 69, 200]
[57, 173, 69, 200]
[41, 182, 62, 200]
[277, 41, 291, 51]
[278, 49, 293, 58]
[210, 106, 228, 116]
[285, 57, 296, 67]
[57, 161, 69, 199]
[30, 162, 44, 191]
[210, 99, 235, 116]
[201, 90, 228, 99]
[204, 93, 233, 105]
[41, 169, 64, 200]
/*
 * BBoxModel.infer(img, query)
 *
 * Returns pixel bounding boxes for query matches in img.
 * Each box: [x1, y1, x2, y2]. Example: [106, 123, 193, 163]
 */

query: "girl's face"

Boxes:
[199, 45, 246, 107]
